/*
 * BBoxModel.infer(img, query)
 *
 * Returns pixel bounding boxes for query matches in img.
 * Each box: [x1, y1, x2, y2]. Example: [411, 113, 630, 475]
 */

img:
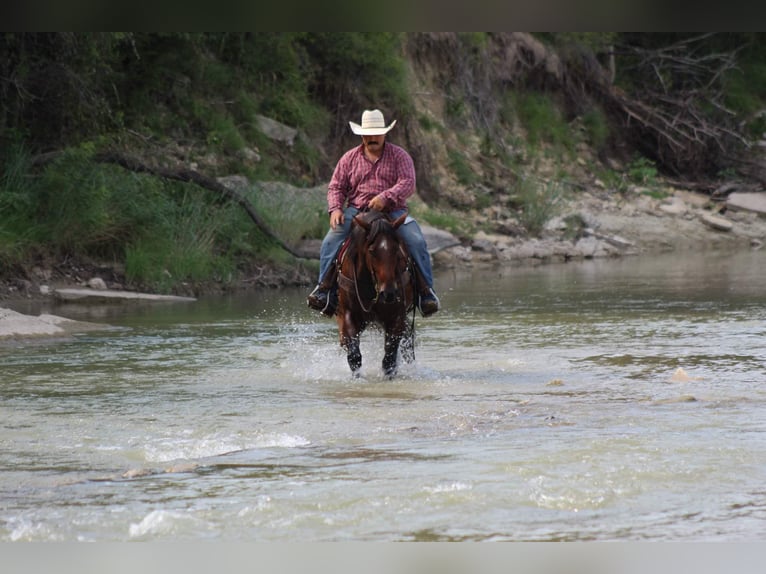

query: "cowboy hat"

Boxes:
[349, 109, 397, 136]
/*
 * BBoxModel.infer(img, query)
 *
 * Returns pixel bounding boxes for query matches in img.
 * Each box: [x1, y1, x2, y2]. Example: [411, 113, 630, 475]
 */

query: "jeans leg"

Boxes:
[396, 217, 434, 288]
[318, 207, 358, 283]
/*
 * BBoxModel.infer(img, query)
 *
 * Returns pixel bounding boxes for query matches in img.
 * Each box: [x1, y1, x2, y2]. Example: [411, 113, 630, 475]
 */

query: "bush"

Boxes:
[514, 92, 574, 153]
[515, 177, 566, 236]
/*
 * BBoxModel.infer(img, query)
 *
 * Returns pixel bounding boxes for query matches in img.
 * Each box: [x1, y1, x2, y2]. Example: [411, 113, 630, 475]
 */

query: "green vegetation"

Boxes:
[514, 178, 567, 237]
[0, 33, 414, 290]
[1, 33, 764, 290]
[447, 148, 478, 186]
[513, 92, 575, 155]
[581, 108, 610, 151]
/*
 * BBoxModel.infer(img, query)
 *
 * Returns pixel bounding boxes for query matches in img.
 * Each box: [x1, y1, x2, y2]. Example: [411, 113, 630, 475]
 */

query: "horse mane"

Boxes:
[368, 215, 391, 244]
[350, 210, 393, 250]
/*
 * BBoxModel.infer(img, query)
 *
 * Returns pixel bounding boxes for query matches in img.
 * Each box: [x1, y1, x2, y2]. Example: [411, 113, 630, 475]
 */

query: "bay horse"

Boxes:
[335, 209, 416, 377]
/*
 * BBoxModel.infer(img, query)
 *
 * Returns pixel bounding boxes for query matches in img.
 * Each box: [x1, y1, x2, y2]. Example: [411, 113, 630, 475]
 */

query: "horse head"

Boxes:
[353, 210, 408, 305]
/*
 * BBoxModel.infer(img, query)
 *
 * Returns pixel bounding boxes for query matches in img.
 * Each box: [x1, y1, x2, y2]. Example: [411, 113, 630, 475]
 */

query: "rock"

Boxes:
[217, 175, 251, 190]
[256, 115, 298, 147]
[701, 213, 733, 232]
[659, 197, 686, 216]
[54, 289, 196, 303]
[669, 367, 702, 382]
[88, 277, 107, 290]
[0, 307, 108, 339]
[471, 238, 496, 253]
[237, 147, 261, 163]
[420, 224, 461, 254]
[584, 228, 634, 249]
[726, 192, 766, 215]
[674, 190, 710, 208]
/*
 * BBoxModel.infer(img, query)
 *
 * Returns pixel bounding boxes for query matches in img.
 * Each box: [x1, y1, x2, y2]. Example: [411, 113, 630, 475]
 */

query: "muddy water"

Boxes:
[2, 250, 766, 541]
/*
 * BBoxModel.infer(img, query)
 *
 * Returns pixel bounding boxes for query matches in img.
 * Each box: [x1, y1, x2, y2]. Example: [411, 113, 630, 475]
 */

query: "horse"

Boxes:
[335, 209, 416, 377]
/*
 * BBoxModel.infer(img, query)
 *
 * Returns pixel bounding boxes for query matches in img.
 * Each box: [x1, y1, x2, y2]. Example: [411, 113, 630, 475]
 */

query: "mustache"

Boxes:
[365, 139, 380, 145]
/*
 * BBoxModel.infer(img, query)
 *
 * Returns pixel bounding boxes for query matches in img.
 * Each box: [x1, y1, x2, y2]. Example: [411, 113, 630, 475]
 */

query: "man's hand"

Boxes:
[330, 209, 344, 230]
[368, 194, 387, 212]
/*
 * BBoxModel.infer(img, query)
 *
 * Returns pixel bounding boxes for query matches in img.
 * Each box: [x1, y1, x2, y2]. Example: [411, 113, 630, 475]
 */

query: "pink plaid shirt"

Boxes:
[327, 142, 416, 213]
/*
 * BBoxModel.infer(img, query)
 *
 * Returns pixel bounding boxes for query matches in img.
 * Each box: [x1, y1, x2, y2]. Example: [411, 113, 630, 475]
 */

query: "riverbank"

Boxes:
[432, 186, 765, 269]
[1, 183, 765, 340]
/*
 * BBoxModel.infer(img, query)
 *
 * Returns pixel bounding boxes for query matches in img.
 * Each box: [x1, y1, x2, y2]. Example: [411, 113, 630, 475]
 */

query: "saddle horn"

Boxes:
[353, 213, 371, 231]
[391, 212, 407, 230]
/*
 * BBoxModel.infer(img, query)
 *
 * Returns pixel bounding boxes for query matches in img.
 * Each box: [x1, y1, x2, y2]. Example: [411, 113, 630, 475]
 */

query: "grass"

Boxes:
[514, 177, 566, 236]
[0, 144, 326, 292]
[513, 92, 575, 155]
[447, 148, 478, 186]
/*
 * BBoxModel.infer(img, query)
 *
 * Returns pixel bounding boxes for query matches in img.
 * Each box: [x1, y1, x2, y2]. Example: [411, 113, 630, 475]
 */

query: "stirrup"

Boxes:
[321, 287, 338, 317]
[418, 288, 440, 317]
[308, 285, 337, 316]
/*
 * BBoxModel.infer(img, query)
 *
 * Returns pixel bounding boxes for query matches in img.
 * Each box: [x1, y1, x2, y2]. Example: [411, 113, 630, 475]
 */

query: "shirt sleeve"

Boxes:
[379, 145, 416, 207]
[327, 152, 351, 213]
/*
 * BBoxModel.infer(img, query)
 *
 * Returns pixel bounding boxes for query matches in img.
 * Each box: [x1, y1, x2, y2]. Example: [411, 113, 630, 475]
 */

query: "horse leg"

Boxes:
[346, 335, 362, 376]
[382, 331, 401, 378]
[339, 313, 363, 377]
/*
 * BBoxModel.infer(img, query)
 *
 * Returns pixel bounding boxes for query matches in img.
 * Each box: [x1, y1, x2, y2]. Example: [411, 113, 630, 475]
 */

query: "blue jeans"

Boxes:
[318, 207, 434, 289]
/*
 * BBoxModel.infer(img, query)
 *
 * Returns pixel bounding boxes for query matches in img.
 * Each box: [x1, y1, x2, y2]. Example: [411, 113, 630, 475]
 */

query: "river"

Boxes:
[2, 250, 766, 542]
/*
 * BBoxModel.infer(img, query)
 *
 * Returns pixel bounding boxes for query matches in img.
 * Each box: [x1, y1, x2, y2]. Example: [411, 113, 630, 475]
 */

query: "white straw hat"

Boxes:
[349, 109, 397, 136]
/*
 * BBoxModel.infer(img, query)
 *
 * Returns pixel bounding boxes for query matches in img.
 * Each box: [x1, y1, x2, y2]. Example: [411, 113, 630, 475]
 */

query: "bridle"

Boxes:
[338, 213, 411, 313]
[352, 236, 410, 313]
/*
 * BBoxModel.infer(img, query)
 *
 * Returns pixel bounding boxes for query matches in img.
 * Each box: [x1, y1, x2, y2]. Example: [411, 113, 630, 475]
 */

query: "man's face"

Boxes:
[362, 133, 386, 153]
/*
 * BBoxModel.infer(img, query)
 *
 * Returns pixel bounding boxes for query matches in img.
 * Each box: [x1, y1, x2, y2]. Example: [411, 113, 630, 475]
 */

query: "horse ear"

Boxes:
[391, 213, 408, 230]
[354, 213, 371, 230]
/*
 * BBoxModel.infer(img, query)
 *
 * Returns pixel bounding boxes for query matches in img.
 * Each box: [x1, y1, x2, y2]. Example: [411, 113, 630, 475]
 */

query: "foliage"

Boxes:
[0, 32, 418, 290]
[0, 142, 38, 270]
[1, 33, 765, 290]
[246, 183, 328, 244]
[300, 33, 410, 128]
[447, 148, 478, 186]
[513, 92, 574, 154]
[124, 194, 240, 292]
[627, 156, 659, 186]
[581, 108, 610, 151]
[722, 36, 766, 140]
[514, 177, 566, 237]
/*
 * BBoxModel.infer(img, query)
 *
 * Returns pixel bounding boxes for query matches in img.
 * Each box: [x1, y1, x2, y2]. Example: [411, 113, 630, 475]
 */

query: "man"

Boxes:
[307, 109, 440, 318]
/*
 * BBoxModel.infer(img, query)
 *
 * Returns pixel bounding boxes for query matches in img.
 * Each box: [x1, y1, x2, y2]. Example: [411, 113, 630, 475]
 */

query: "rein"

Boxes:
[352, 261, 376, 313]
[339, 217, 412, 314]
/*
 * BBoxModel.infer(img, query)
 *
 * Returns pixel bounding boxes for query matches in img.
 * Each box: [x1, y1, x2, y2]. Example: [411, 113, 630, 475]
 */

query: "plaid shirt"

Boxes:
[327, 142, 416, 213]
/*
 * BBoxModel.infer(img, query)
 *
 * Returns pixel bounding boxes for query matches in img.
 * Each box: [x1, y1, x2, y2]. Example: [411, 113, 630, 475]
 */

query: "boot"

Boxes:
[418, 287, 440, 317]
[307, 264, 338, 316]
[307, 284, 337, 316]
[412, 264, 440, 317]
